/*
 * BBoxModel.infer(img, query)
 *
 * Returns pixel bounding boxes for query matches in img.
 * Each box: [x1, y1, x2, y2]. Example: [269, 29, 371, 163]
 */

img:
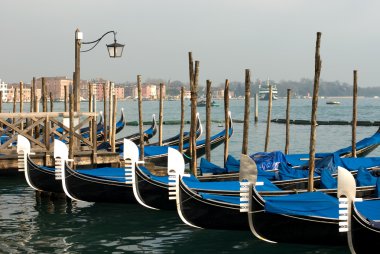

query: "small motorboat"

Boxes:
[326, 101, 340, 105]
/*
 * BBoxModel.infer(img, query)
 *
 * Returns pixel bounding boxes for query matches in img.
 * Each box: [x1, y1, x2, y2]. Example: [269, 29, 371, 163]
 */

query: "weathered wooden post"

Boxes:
[12, 87, 16, 131]
[109, 82, 114, 145]
[352, 70, 358, 157]
[205, 80, 212, 161]
[42, 77, 47, 113]
[50, 92, 54, 112]
[64, 85, 68, 112]
[254, 93, 259, 123]
[242, 69, 251, 155]
[158, 83, 164, 146]
[190, 61, 199, 175]
[179, 86, 185, 153]
[188, 52, 194, 159]
[88, 83, 93, 143]
[19, 82, 23, 113]
[285, 89, 291, 154]
[264, 85, 273, 152]
[13, 87, 17, 114]
[111, 94, 117, 153]
[88, 83, 93, 112]
[30, 77, 35, 113]
[137, 75, 144, 161]
[92, 106, 98, 165]
[33, 78, 39, 138]
[224, 79, 230, 167]
[20, 82, 24, 130]
[308, 32, 322, 192]
[69, 94, 74, 163]
[103, 82, 108, 142]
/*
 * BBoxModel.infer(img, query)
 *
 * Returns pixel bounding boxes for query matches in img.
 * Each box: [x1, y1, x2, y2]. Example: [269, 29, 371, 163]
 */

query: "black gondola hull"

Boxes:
[178, 178, 249, 230]
[135, 167, 175, 210]
[27, 156, 63, 193]
[64, 165, 136, 204]
[350, 205, 380, 254]
[250, 189, 347, 245]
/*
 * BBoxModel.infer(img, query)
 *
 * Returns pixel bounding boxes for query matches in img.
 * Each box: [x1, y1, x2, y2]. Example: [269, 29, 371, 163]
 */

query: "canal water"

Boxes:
[1, 97, 379, 253]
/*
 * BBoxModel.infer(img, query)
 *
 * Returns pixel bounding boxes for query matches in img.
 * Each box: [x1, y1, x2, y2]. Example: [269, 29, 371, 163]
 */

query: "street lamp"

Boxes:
[74, 29, 124, 111]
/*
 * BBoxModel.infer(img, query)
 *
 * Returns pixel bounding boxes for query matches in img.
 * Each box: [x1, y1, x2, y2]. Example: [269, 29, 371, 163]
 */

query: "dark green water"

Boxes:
[2, 97, 379, 253]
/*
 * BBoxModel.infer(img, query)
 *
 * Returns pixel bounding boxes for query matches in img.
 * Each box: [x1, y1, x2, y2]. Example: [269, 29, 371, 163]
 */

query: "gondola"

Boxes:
[167, 152, 379, 232]
[55, 138, 139, 203]
[124, 114, 157, 145]
[338, 169, 380, 254]
[95, 108, 126, 141]
[97, 114, 158, 151]
[17, 135, 64, 193]
[285, 125, 380, 165]
[197, 126, 380, 182]
[169, 146, 249, 230]
[55, 108, 125, 144]
[240, 155, 356, 246]
[130, 140, 379, 213]
[141, 111, 233, 167]
[148, 113, 203, 147]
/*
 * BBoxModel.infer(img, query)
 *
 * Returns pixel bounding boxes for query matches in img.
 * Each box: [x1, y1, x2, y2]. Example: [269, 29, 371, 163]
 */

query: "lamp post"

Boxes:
[74, 29, 124, 112]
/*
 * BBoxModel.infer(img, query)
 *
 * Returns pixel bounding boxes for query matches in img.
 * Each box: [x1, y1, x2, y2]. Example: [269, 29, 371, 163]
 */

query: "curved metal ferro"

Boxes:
[81, 31, 117, 53]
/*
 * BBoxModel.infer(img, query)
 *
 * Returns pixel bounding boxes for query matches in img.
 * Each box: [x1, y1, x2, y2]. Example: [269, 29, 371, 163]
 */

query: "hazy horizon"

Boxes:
[2, 0, 380, 87]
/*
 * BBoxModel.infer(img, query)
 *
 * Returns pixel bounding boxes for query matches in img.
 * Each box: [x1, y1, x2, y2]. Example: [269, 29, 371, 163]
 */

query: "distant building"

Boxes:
[6, 83, 36, 103]
[90, 81, 125, 101]
[33, 77, 81, 101]
[0, 79, 9, 102]
[142, 84, 157, 99]
[128, 83, 166, 99]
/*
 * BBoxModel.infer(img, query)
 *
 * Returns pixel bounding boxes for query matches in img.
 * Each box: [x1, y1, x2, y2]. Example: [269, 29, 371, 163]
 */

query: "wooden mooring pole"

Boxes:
[205, 80, 212, 161]
[158, 83, 164, 146]
[13, 87, 16, 114]
[103, 82, 108, 143]
[308, 32, 322, 192]
[137, 75, 144, 161]
[111, 94, 117, 153]
[109, 82, 113, 145]
[190, 60, 199, 175]
[285, 89, 291, 154]
[264, 85, 273, 152]
[19, 82, 23, 113]
[50, 92, 53, 112]
[242, 69, 251, 155]
[64, 86, 68, 112]
[31, 77, 35, 113]
[254, 93, 258, 123]
[179, 86, 185, 153]
[69, 94, 75, 163]
[42, 77, 47, 113]
[352, 70, 358, 157]
[224, 79, 230, 167]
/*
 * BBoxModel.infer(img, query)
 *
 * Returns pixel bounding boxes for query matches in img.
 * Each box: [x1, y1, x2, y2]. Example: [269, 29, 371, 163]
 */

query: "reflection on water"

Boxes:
[0, 177, 348, 253]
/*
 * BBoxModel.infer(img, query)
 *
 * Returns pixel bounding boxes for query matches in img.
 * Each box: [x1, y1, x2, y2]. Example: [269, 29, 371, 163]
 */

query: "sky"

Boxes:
[1, 0, 380, 87]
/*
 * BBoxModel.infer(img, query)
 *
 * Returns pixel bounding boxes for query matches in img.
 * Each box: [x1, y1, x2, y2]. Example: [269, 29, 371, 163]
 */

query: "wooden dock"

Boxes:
[0, 111, 121, 176]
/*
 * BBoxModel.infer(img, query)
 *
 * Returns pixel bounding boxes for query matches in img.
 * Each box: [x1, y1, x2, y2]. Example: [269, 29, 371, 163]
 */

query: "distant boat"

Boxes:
[326, 101, 340, 105]
[258, 78, 278, 100]
[195, 100, 219, 107]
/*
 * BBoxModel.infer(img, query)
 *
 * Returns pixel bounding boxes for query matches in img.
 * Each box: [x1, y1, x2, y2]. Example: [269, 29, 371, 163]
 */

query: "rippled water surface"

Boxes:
[1, 97, 377, 253]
